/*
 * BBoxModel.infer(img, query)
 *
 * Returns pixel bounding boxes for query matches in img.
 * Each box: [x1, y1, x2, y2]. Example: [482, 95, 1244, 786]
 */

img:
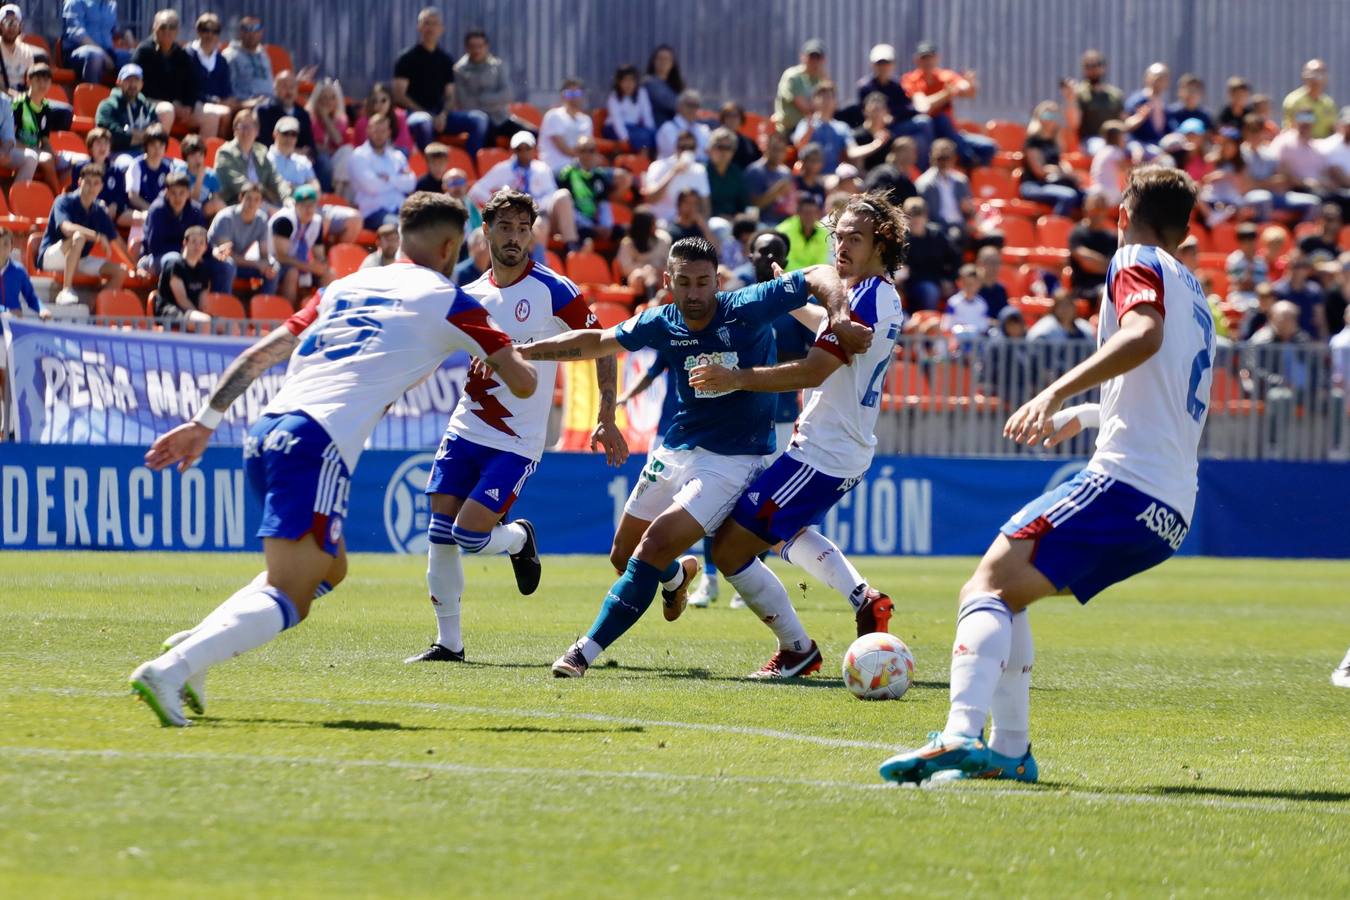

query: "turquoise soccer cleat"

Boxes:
[878, 732, 991, 784]
[927, 745, 1039, 784]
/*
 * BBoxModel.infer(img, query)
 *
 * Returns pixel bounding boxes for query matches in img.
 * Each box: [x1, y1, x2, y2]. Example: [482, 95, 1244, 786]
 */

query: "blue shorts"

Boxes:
[424, 432, 537, 515]
[244, 412, 350, 556]
[1000, 470, 1187, 603]
[730, 453, 861, 544]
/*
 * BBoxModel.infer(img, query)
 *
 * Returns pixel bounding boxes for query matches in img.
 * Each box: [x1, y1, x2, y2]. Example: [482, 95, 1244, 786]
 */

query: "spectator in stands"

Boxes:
[943, 264, 991, 344]
[717, 103, 761, 170]
[833, 163, 863, 196]
[864, 136, 920, 206]
[775, 39, 827, 137]
[1273, 110, 1332, 199]
[39, 163, 130, 307]
[1300, 203, 1344, 270]
[1274, 252, 1327, 338]
[13, 64, 64, 191]
[1283, 59, 1337, 139]
[1243, 300, 1314, 416]
[656, 90, 711, 160]
[705, 127, 750, 219]
[348, 112, 415, 230]
[558, 135, 621, 242]
[1124, 62, 1170, 155]
[790, 82, 853, 175]
[1242, 112, 1321, 221]
[1166, 74, 1213, 134]
[916, 137, 974, 248]
[307, 79, 350, 195]
[974, 245, 1008, 317]
[1089, 120, 1130, 205]
[978, 306, 1034, 402]
[442, 167, 483, 234]
[354, 83, 416, 156]
[224, 16, 274, 108]
[95, 64, 160, 155]
[175, 135, 224, 218]
[1318, 107, 1350, 214]
[0, 228, 45, 319]
[453, 228, 488, 286]
[269, 185, 333, 304]
[901, 195, 959, 309]
[468, 131, 581, 253]
[1218, 76, 1253, 131]
[71, 128, 131, 225]
[1029, 288, 1093, 341]
[745, 130, 794, 226]
[125, 123, 172, 213]
[644, 45, 684, 127]
[643, 130, 709, 225]
[539, 78, 593, 173]
[154, 225, 214, 327]
[901, 41, 996, 168]
[1226, 224, 1266, 310]
[132, 10, 198, 137]
[721, 213, 758, 277]
[141, 171, 206, 273]
[206, 181, 278, 295]
[667, 188, 716, 245]
[777, 194, 829, 270]
[855, 43, 933, 157]
[794, 142, 828, 209]
[1019, 101, 1083, 216]
[1198, 126, 1253, 224]
[267, 115, 320, 202]
[361, 223, 402, 269]
[1326, 253, 1350, 338]
[1240, 281, 1277, 339]
[455, 29, 533, 146]
[1073, 49, 1123, 151]
[414, 142, 449, 193]
[852, 93, 898, 172]
[215, 109, 290, 207]
[187, 13, 236, 138]
[616, 205, 671, 298]
[62, 0, 131, 87]
[1260, 225, 1290, 282]
[1, 5, 39, 100]
[394, 8, 489, 155]
[257, 70, 316, 160]
[605, 64, 656, 155]
[1067, 190, 1118, 301]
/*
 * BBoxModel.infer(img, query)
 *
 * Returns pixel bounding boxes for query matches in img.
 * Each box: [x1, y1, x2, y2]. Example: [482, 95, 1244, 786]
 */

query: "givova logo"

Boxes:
[384, 453, 437, 554]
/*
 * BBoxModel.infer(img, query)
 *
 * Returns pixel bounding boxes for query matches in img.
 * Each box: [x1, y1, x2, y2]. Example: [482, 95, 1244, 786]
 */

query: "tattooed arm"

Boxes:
[519, 327, 625, 361]
[590, 355, 629, 466]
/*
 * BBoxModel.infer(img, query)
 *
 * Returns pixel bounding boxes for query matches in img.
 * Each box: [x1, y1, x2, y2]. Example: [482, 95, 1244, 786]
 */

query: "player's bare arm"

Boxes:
[1005, 304, 1164, 445]
[690, 346, 844, 395]
[788, 303, 828, 332]
[788, 263, 872, 355]
[145, 325, 300, 473]
[483, 344, 538, 398]
[519, 327, 624, 361]
[591, 356, 629, 466]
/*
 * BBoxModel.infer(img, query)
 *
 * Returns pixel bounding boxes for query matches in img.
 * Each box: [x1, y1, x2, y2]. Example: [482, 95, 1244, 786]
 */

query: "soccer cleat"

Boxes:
[855, 589, 894, 637]
[128, 662, 190, 727]
[661, 555, 700, 622]
[551, 644, 589, 678]
[161, 630, 205, 716]
[748, 641, 822, 679]
[1332, 660, 1350, 689]
[687, 573, 719, 608]
[404, 643, 466, 664]
[927, 745, 1039, 784]
[728, 593, 746, 609]
[508, 519, 542, 596]
[878, 732, 991, 784]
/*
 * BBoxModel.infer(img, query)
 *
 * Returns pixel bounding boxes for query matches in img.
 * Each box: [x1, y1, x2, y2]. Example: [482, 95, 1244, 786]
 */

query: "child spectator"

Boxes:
[1089, 120, 1130, 205]
[141, 171, 207, 273]
[416, 142, 451, 193]
[791, 81, 854, 174]
[14, 64, 65, 191]
[175, 135, 224, 218]
[154, 224, 213, 329]
[974, 245, 1008, 317]
[70, 128, 133, 227]
[38, 163, 131, 307]
[605, 64, 656, 155]
[0, 228, 47, 319]
[942, 264, 991, 341]
[1260, 225, 1290, 282]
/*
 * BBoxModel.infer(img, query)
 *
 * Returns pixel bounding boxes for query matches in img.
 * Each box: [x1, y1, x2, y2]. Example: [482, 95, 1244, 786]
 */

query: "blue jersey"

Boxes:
[615, 270, 809, 456]
[772, 312, 815, 423]
[643, 355, 681, 439]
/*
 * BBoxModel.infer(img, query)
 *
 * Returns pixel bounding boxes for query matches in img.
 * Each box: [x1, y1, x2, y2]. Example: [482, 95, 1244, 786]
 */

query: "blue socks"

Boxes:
[585, 558, 680, 650]
[702, 537, 717, 576]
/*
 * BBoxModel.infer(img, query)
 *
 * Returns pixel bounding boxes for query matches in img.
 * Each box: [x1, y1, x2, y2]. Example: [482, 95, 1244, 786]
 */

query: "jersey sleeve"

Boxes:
[726, 269, 810, 326]
[448, 296, 513, 357]
[614, 308, 665, 351]
[283, 291, 323, 335]
[812, 325, 851, 363]
[546, 273, 599, 330]
[1110, 257, 1166, 320]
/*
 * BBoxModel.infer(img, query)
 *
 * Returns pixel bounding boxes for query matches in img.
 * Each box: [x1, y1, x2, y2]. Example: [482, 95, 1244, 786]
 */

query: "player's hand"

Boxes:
[591, 420, 630, 467]
[1041, 415, 1082, 448]
[1004, 390, 1064, 446]
[468, 357, 493, 380]
[688, 363, 738, 394]
[770, 262, 786, 279]
[830, 318, 873, 356]
[145, 422, 213, 473]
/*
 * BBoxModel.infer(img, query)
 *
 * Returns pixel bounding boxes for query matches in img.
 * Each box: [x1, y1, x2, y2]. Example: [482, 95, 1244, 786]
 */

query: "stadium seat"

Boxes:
[164, 136, 182, 160]
[1199, 268, 1229, 297]
[322, 192, 355, 209]
[509, 102, 543, 129]
[204, 136, 225, 167]
[609, 203, 633, 227]
[1340, 224, 1350, 250]
[1036, 215, 1074, 249]
[998, 264, 1032, 297]
[10, 181, 54, 224]
[203, 292, 246, 319]
[476, 147, 509, 174]
[249, 293, 294, 322]
[970, 168, 1017, 201]
[48, 84, 69, 104]
[565, 250, 613, 286]
[955, 118, 986, 135]
[21, 32, 49, 54]
[264, 44, 295, 77]
[1198, 251, 1229, 271]
[590, 301, 630, 328]
[1013, 296, 1053, 325]
[49, 130, 87, 156]
[1000, 216, 1038, 249]
[613, 153, 650, 176]
[984, 120, 1027, 153]
[73, 83, 110, 119]
[1208, 222, 1239, 255]
[1292, 220, 1321, 242]
[545, 249, 566, 272]
[445, 144, 477, 179]
[328, 242, 368, 277]
[94, 288, 148, 325]
[408, 150, 427, 178]
[0, 191, 34, 232]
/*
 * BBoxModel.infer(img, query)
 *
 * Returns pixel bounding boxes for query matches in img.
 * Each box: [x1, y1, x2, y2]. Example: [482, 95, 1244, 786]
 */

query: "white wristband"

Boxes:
[1051, 403, 1101, 432]
[192, 406, 224, 431]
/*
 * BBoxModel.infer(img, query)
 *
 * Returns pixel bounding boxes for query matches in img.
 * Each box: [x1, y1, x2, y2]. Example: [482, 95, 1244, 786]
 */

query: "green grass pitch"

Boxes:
[2, 551, 1349, 897]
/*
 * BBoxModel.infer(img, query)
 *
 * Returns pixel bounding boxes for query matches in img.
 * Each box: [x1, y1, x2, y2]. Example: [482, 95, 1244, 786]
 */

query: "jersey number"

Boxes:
[1186, 302, 1216, 423]
[859, 324, 899, 408]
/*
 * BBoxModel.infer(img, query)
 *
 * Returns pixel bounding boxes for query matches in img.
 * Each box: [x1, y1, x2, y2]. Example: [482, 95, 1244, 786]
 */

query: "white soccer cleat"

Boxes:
[1332, 657, 1350, 689]
[688, 573, 719, 608]
[128, 662, 190, 727]
[728, 593, 746, 609]
[161, 630, 206, 715]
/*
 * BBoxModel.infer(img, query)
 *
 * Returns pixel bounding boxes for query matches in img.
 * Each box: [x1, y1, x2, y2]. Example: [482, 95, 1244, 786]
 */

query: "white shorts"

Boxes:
[41, 243, 108, 276]
[624, 443, 765, 534]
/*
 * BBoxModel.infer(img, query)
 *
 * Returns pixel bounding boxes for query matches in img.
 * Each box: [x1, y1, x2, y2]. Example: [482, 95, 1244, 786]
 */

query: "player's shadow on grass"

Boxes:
[1037, 782, 1350, 804]
[216, 717, 437, 732]
[456, 724, 647, 736]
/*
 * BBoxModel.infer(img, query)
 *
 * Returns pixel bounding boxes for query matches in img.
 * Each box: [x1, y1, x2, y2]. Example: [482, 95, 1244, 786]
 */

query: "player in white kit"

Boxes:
[405, 188, 628, 663]
[130, 193, 536, 727]
[689, 193, 907, 677]
[879, 166, 1215, 783]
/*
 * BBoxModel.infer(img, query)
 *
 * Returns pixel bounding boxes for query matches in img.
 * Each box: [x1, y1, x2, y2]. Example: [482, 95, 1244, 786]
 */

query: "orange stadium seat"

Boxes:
[613, 153, 650, 176]
[10, 181, 54, 223]
[328, 242, 368, 277]
[445, 144, 477, 179]
[970, 167, 1017, 201]
[48, 84, 69, 104]
[204, 292, 246, 318]
[984, 120, 1027, 153]
[1000, 216, 1038, 249]
[265, 44, 295, 76]
[249, 294, 295, 322]
[0, 191, 34, 232]
[1340, 225, 1350, 250]
[509, 102, 543, 129]
[590, 301, 631, 329]
[1208, 221, 1240, 255]
[94, 289, 148, 324]
[204, 136, 225, 167]
[1036, 215, 1074, 249]
[408, 150, 427, 178]
[49, 130, 87, 156]
[565, 250, 612, 286]
[545, 250, 566, 272]
[73, 83, 110, 119]
[476, 147, 509, 174]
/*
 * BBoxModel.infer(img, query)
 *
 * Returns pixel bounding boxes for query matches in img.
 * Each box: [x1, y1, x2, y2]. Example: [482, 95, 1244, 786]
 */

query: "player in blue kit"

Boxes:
[878, 166, 1214, 783]
[518, 236, 872, 677]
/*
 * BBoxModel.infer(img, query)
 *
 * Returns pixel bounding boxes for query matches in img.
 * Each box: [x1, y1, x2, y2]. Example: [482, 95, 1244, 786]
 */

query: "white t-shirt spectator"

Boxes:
[606, 89, 655, 143]
[468, 158, 559, 210]
[1269, 130, 1327, 182]
[655, 115, 712, 160]
[348, 142, 416, 218]
[539, 106, 593, 172]
[1090, 144, 1128, 205]
[1315, 133, 1350, 179]
[942, 291, 989, 332]
[267, 206, 322, 265]
[1331, 327, 1350, 394]
[643, 155, 711, 224]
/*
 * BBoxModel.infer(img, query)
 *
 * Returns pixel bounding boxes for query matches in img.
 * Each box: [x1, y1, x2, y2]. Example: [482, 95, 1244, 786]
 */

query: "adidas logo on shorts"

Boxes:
[485, 488, 500, 501]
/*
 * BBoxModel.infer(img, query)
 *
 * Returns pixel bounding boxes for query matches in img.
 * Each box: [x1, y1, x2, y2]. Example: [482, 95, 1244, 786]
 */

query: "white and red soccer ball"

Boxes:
[842, 633, 915, 701]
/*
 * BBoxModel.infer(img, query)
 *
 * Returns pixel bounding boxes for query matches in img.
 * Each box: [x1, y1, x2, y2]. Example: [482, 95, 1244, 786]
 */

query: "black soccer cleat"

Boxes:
[509, 519, 542, 595]
[403, 643, 466, 664]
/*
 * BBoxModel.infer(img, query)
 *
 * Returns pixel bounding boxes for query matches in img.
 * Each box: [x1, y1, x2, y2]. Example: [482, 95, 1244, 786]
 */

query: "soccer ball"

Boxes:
[842, 633, 915, 701]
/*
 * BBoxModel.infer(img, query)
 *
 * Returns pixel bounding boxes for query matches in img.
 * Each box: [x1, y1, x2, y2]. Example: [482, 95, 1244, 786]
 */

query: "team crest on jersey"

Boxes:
[514, 299, 531, 321]
[683, 351, 739, 398]
[716, 326, 731, 346]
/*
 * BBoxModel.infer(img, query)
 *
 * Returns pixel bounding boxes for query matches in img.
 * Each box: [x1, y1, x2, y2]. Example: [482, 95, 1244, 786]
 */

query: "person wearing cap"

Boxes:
[267, 115, 320, 196]
[900, 41, 996, 167]
[539, 78, 594, 173]
[215, 108, 291, 207]
[267, 184, 333, 303]
[775, 39, 828, 136]
[347, 111, 415, 230]
[141, 171, 207, 273]
[0, 5, 38, 99]
[468, 130, 580, 253]
[38, 162, 130, 308]
[1123, 62, 1171, 155]
[790, 81, 854, 175]
[94, 64, 161, 154]
[206, 181, 279, 295]
[130, 10, 196, 138]
[224, 16, 275, 108]
[62, 0, 131, 87]
[1271, 108, 1332, 196]
[1283, 59, 1338, 139]
[361, 223, 402, 269]
[1164, 73, 1213, 135]
[395, 8, 489, 155]
[655, 89, 711, 161]
[855, 42, 933, 153]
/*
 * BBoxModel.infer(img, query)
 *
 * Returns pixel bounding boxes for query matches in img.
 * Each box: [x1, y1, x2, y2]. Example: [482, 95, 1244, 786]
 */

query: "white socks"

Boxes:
[480, 522, 528, 556]
[944, 593, 1013, 739]
[988, 611, 1033, 758]
[783, 529, 867, 609]
[726, 559, 811, 652]
[155, 585, 299, 684]
[576, 636, 603, 664]
[428, 541, 465, 652]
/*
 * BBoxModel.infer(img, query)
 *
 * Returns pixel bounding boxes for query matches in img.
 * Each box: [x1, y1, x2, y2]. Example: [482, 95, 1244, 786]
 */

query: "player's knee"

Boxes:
[608, 543, 629, 574]
[450, 522, 492, 554]
[634, 533, 680, 569]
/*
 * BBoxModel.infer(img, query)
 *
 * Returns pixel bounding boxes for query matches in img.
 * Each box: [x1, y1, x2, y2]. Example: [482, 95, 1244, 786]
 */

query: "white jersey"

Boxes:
[446, 262, 597, 460]
[1089, 244, 1215, 521]
[789, 276, 905, 478]
[263, 263, 511, 470]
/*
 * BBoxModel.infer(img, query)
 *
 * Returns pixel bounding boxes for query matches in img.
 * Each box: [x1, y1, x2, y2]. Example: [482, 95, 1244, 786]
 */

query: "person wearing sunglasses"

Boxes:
[187, 12, 239, 139]
[539, 78, 594, 174]
[225, 16, 275, 109]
